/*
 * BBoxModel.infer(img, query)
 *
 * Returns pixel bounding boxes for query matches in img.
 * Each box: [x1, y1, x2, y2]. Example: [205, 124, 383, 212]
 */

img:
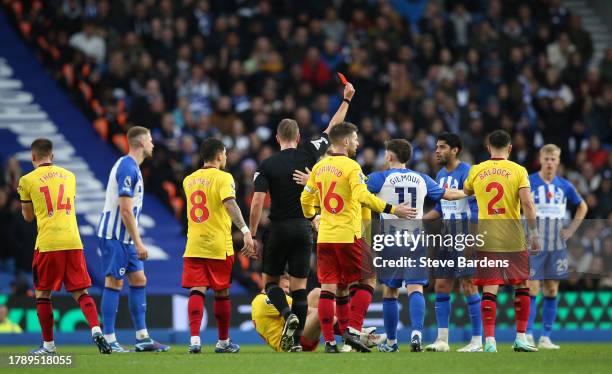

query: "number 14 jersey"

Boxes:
[18, 164, 83, 252]
[183, 166, 236, 259]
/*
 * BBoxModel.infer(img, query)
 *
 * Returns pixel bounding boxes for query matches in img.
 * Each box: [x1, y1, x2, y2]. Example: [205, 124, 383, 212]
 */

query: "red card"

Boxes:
[337, 72, 348, 86]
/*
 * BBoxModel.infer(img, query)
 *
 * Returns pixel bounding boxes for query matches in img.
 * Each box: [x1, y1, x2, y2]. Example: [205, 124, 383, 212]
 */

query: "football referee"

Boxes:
[249, 82, 355, 352]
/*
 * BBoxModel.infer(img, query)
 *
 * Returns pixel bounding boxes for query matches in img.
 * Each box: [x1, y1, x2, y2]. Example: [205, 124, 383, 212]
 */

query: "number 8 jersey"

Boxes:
[18, 163, 83, 252]
[183, 166, 236, 259]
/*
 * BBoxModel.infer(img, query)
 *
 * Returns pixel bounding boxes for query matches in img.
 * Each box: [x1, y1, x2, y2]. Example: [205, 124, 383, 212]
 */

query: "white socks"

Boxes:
[437, 328, 449, 342]
[104, 333, 116, 343]
[43, 341, 55, 350]
[136, 329, 149, 340]
[485, 337, 496, 345]
[91, 326, 102, 336]
[387, 338, 397, 346]
[471, 335, 482, 345]
[516, 332, 526, 341]
[190, 336, 201, 346]
[412, 330, 422, 340]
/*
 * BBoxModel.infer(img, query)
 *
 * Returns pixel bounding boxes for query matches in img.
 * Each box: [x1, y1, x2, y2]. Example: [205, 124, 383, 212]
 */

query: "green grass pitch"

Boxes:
[1, 344, 611, 374]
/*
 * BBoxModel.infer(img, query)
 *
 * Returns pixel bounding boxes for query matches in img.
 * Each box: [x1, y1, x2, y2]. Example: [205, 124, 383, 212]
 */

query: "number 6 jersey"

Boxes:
[183, 166, 236, 259]
[300, 154, 391, 244]
[18, 163, 83, 252]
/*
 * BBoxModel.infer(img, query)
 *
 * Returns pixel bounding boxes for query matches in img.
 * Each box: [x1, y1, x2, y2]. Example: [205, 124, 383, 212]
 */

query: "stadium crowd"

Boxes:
[1, 0, 611, 293]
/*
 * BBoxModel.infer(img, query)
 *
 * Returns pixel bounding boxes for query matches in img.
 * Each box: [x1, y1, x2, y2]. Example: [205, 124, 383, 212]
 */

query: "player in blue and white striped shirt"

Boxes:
[97, 126, 169, 353]
[526, 144, 587, 349]
[423, 133, 483, 353]
[367, 139, 466, 353]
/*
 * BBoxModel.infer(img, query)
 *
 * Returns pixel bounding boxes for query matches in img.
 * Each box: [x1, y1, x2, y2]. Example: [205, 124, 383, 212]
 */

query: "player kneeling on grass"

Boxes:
[182, 138, 255, 354]
[18, 139, 111, 355]
[252, 276, 385, 352]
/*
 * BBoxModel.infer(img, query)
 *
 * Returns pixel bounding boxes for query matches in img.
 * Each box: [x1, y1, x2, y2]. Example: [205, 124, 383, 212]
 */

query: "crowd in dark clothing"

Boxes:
[2, 0, 611, 292]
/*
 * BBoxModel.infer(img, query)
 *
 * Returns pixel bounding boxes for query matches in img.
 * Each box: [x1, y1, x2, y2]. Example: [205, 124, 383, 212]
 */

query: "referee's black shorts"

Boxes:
[262, 218, 313, 278]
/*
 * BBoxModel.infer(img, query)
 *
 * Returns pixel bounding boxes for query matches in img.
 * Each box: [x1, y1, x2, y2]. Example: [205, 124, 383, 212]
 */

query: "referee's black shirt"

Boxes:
[253, 134, 330, 221]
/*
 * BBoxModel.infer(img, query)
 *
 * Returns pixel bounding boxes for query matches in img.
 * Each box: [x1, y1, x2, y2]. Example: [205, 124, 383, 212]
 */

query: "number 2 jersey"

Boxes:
[183, 166, 236, 259]
[18, 163, 83, 252]
[464, 158, 530, 252]
[300, 154, 392, 244]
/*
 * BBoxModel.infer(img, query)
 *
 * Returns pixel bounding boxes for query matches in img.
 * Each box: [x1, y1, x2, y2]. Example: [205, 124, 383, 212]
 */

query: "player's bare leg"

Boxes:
[102, 276, 128, 352]
[187, 286, 207, 353]
[30, 290, 57, 355]
[526, 280, 541, 345]
[127, 271, 169, 352]
[481, 285, 499, 352]
[406, 284, 425, 352]
[538, 280, 560, 349]
[71, 288, 111, 354]
[213, 288, 239, 353]
[378, 285, 400, 352]
[426, 278, 452, 352]
[457, 277, 483, 352]
[512, 281, 538, 352]
[319, 283, 340, 353]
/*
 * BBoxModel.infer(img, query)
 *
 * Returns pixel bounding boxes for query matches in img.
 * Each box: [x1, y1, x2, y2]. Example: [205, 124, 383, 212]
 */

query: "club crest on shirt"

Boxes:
[123, 176, 132, 189]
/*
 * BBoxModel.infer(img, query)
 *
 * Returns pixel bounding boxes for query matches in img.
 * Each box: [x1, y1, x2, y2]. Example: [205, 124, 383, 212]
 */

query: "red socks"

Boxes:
[36, 298, 54, 342]
[188, 291, 205, 337]
[77, 294, 100, 329]
[318, 291, 335, 342]
[482, 292, 497, 338]
[336, 295, 349, 335]
[348, 285, 373, 332]
[514, 288, 530, 333]
[214, 296, 231, 341]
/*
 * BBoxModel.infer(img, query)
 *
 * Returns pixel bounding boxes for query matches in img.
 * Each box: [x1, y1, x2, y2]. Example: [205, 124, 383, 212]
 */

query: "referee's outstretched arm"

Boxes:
[323, 82, 355, 134]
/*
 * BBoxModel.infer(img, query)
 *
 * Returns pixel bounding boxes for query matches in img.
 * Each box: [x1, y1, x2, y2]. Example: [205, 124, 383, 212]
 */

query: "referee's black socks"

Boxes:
[265, 282, 292, 320]
[290, 289, 308, 337]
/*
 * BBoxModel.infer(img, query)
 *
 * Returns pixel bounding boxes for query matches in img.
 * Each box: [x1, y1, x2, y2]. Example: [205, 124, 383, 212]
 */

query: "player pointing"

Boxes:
[182, 138, 254, 354]
[19, 139, 111, 355]
[300, 123, 417, 353]
[463, 130, 540, 353]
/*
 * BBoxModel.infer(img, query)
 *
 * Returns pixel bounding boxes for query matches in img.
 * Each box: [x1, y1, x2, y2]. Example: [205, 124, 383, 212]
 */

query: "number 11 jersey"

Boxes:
[183, 166, 236, 259]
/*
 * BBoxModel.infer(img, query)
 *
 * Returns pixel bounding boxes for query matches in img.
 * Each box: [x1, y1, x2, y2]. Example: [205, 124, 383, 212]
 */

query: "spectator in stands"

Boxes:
[69, 20, 106, 64]
[5, 0, 610, 288]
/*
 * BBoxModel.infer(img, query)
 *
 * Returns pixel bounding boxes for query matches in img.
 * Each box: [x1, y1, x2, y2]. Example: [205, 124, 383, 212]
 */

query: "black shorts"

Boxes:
[262, 218, 313, 278]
